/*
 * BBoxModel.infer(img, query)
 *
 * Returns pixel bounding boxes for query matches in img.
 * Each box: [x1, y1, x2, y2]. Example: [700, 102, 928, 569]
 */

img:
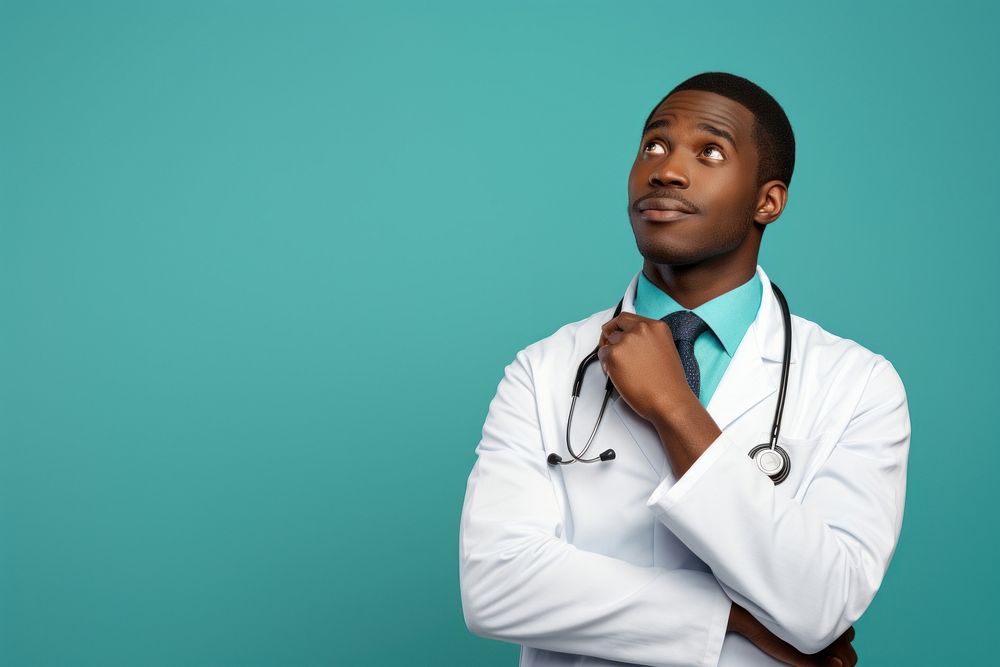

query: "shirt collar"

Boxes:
[633, 270, 762, 357]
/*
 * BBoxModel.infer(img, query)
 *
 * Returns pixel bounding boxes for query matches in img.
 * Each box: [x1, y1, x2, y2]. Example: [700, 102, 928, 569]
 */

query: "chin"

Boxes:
[634, 237, 710, 266]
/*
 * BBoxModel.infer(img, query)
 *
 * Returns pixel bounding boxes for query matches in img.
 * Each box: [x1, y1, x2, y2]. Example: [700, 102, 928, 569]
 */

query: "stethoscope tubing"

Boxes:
[550, 280, 794, 484]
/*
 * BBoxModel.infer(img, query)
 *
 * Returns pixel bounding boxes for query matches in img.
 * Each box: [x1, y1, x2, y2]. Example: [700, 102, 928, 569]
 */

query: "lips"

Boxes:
[636, 197, 696, 214]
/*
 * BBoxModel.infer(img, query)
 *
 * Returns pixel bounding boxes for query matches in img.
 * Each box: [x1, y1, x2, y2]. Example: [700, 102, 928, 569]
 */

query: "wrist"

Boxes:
[649, 390, 701, 433]
[647, 389, 721, 480]
[727, 603, 749, 636]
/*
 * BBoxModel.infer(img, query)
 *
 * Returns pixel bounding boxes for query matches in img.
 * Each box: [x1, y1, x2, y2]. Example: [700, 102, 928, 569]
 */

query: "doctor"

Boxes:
[459, 71, 909, 667]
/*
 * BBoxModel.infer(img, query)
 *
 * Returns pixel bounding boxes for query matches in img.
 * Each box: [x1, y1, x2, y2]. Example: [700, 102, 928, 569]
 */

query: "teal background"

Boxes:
[2, 1, 997, 665]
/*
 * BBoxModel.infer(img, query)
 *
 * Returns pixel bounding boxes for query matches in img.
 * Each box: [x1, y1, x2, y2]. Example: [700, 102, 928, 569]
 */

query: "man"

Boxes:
[459, 72, 909, 666]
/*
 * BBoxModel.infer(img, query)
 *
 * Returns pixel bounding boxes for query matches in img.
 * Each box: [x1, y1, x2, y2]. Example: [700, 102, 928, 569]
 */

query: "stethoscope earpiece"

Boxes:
[548, 448, 616, 466]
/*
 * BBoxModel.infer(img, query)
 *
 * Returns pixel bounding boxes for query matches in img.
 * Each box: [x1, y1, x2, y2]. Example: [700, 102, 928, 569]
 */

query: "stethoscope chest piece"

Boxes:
[747, 443, 791, 485]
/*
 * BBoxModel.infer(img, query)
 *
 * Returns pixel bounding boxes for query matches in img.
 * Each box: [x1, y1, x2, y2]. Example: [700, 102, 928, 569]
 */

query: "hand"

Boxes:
[729, 604, 858, 666]
[597, 313, 690, 422]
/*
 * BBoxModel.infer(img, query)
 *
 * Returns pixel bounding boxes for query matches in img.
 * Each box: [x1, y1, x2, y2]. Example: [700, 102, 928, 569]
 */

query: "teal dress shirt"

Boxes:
[633, 270, 762, 407]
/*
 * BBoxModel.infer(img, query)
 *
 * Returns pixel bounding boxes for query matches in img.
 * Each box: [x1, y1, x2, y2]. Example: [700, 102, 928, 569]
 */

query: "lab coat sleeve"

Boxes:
[645, 357, 910, 654]
[460, 350, 732, 667]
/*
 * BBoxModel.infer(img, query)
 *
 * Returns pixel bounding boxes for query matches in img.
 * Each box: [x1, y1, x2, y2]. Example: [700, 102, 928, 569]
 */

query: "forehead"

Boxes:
[645, 90, 754, 146]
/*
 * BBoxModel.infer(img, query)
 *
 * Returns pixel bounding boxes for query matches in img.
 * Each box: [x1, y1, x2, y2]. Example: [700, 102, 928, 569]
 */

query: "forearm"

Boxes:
[726, 604, 744, 635]
[647, 362, 908, 652]
[461, 469, 732, 667]
[726, 603, 780, 640]
[648, 398, 815, 645]
[649, 396, 845, 651]
[727, 602, 855, 665]
[648, 391, 721, 479]
[462, 351, 733, 667]
[647, 428, 899, 653]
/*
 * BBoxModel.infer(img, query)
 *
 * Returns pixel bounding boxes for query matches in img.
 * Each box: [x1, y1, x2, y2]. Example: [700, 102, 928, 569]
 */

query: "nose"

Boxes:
[648, 151, 689, 189]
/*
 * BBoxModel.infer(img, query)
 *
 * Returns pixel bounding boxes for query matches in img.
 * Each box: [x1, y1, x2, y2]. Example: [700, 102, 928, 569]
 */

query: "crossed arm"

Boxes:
[642, 355, 909, 653]
[459, 350, 909, 665]
[459, 351, 731, 666]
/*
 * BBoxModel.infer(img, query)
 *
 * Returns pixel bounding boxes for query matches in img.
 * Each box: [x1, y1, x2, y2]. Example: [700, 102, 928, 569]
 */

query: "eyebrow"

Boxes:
[643, 118, 738, 149]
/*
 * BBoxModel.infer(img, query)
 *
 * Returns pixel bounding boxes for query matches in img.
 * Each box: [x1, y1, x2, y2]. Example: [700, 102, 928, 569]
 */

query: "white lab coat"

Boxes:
[459, 265, 910, 667]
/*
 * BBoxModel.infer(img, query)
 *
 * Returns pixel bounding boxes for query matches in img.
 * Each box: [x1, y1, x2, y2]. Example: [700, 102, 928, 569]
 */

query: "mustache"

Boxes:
[632, 191, 699, 213]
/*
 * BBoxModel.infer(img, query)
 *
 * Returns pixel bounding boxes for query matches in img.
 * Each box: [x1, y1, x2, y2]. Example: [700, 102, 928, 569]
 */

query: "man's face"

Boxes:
[627, 89, 762, 266]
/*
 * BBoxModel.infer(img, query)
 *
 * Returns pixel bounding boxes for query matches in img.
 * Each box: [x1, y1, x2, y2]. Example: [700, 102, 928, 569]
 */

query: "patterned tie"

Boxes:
[662, 310, 710, 399]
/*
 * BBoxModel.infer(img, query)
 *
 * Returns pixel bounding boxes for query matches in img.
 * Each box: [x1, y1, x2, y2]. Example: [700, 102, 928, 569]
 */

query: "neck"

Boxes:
[642, 252, 758, 310]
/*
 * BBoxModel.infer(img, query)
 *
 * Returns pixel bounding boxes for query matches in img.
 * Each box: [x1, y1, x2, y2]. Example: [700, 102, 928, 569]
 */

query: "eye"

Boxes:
[702, 145, 725, 160]
[642, 141, 665, 155]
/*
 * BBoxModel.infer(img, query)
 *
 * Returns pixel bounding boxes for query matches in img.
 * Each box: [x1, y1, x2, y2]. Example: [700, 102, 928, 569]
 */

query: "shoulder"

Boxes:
[790, 312, 907, 403]
[507, 305, 617, 383]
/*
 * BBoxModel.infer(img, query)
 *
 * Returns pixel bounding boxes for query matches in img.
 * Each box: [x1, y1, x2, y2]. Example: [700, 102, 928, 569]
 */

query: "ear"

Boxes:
[752, 180, 788, 226]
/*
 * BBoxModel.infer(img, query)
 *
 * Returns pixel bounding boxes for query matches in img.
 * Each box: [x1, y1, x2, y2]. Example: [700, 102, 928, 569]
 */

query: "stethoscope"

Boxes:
[546, 281, 793, 485]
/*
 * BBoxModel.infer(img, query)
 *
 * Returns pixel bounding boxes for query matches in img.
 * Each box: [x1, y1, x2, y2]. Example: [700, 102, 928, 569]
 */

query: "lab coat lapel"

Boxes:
[705, 328, 777, 433]
[707, 265, 794, 433]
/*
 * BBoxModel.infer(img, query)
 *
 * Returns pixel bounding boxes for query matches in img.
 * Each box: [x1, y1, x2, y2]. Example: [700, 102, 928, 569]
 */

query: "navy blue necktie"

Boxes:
[662, 310, 710, 399]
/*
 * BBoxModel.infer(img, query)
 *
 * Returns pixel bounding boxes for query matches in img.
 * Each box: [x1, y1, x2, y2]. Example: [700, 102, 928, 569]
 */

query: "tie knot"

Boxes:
[662, 310, 709, 343]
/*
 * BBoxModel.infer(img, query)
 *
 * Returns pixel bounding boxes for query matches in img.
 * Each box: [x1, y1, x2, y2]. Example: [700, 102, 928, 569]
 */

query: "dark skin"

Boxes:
[597, 90, 856, 667]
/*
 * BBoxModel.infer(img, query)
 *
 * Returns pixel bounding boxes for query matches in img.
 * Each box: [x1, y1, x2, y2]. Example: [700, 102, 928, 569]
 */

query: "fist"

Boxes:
[597, 312, 693, 422]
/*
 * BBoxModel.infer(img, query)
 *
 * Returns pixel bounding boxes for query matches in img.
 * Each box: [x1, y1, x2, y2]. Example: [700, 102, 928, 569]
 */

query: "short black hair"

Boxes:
[642, 71, 796, 189]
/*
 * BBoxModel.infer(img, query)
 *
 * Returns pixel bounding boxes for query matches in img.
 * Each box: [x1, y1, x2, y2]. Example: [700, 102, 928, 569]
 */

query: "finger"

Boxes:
[600, 316, 622, 339]
[597, 347, 616, 376]
[597, 343, 611, 372]
[813, 646, 842, 667]
[606, 330, 624, 345]
[600, 313, 644, 339]
[600, 315, 637, 346]
[824, 627, 853, 653]
[826, 627, 856, 667]
[825, 633, 854, 667]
